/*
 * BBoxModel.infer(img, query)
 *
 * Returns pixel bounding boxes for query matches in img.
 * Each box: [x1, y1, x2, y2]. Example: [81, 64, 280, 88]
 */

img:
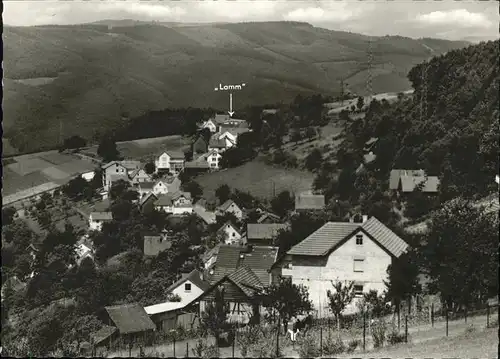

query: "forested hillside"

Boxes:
[3, 21, 468, 154]
[315, 39, 499, 220]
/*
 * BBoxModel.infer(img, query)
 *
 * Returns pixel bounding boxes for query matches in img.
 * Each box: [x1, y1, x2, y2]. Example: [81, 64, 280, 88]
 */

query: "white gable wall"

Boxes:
[170, 279, 205, 306]
[227, 203, 243, 220]
[155, 153, 171, 171]
[153, 182, 169, 195]
[289, 230, 392, 317]
[221, 224, 242, 244]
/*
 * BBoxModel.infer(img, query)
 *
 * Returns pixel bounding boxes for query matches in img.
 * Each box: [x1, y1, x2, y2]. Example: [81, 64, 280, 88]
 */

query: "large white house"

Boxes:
[155, 151, 185, 175]
[271, 216, 409, 316]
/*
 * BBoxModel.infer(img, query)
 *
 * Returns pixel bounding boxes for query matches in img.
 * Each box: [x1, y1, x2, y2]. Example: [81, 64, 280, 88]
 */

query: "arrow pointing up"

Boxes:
[228, 92, 234, 117]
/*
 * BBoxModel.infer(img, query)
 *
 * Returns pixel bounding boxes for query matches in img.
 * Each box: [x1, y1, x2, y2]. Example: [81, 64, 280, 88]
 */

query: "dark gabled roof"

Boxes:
[287, 217, 408, 258]
[210, 245, 278, 286]
[139, 181, 156, 190]
[247, 224, 289, 240]
[193, 205, 217, 224]
[227, 266, 264, 296]
[400, 175, 440, 193]
[120, 161, 142, 170]
[104, 303, 156, 334]
[257, 212, 281, 223]
[389, 169, 426, 190]
[208, 138, 227, 148]
[295, 194, 325, 210]
[91, 325, 117, 345]
[217, 199, 240, 212]
[165, 269, 211, 293]
[140, 192, 158, 206]
[154, 191, 191, 207]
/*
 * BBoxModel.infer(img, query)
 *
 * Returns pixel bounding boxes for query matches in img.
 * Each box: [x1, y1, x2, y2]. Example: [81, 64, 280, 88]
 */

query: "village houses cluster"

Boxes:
[17, 112, 498, 351]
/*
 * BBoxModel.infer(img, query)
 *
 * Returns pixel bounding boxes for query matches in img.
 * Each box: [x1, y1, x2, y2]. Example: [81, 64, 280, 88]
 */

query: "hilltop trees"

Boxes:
[60, 135, 86, 152]
[97, 136, 120, 162]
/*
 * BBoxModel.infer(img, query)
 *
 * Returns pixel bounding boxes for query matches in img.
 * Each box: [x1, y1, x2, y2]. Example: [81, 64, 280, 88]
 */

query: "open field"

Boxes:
[196, 160, 315, 201]
[2, 150, 97, 204]
[366, 326, 498, 358]
[82, 135, 190, 162]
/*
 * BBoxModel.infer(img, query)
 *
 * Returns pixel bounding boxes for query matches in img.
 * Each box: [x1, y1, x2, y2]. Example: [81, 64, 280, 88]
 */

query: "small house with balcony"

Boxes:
[155, 151, 185, 175]
[89, 211, 113, 231]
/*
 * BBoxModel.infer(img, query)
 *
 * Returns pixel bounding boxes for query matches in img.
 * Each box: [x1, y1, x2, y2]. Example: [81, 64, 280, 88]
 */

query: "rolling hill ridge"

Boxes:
[3, 21, 470, 154]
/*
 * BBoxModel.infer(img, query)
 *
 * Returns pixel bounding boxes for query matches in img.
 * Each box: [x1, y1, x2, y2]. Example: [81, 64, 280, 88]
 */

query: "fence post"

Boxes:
[405, 315, 408, 343]
[320, 327, 323, 357]
[397, 303, 401, 331]
[363, 311, 366, 352]
[232, 327, 236, 358]
[173, 337, 176, 357]
[431, 303, 434, 327]
[445, 309, 449, 337]
[276, 323, 280, 358]
[186, 342, 189, 358]
[465, 307, 467, 324]
[487, 304, 490, 328]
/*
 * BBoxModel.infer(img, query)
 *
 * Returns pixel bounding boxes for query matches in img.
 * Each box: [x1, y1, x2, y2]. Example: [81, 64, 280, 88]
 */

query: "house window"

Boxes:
[232, 232, 236, 237]
[116, 169, 119, 173]
[354, 284, 364, 297]
[353, 259, 364, 272]
[356, 235, 363, 245]
[185, 283, 191, 292]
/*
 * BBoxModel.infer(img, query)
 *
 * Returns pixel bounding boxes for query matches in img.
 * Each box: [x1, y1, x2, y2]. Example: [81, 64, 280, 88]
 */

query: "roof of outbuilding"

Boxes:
[90, 212, 113, 221]
[389, 169, 426, 190]
[247, 224, 289, 240]
[400, 175, 440, 193]
[104, 303, 156, 334]
[287, 217, 408, 258]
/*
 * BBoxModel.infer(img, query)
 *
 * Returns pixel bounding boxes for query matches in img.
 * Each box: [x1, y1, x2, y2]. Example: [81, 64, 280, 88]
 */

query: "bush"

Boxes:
[296, 331, 320, 358]
[322, 335, 345, 355]
[464, 324, 476, 337]
[346, 338, 361, 353]
[191, 338, 218, 359]
[236, 325, 262, 357]
[387, 327, 406, 344]
[248, 329, 281, 358]
[371, 320, 387, 348]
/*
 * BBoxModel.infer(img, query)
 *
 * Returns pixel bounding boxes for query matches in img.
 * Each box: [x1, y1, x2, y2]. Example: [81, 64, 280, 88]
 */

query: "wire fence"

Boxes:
[99, 303, 498, 358]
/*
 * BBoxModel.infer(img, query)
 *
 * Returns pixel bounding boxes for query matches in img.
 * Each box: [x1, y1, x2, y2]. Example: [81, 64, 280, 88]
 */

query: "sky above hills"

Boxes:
[4, 0, 499, 42]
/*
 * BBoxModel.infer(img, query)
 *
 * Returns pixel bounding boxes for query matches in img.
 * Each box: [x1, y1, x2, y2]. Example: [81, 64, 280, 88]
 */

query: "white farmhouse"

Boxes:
[271, 216, 409, 317]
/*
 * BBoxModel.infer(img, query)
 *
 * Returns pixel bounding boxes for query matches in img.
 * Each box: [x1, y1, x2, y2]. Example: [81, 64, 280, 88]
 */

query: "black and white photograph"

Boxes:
[1, 0, 499, 357]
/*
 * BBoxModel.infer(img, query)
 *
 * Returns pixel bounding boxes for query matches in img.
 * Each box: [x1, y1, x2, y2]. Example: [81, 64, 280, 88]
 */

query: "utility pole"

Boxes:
[340, 78, 344, 106]
[366, 38, 374, 101]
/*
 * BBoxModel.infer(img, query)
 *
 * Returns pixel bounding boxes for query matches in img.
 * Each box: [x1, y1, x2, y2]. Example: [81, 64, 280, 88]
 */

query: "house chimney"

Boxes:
[362, 215, 368, 223]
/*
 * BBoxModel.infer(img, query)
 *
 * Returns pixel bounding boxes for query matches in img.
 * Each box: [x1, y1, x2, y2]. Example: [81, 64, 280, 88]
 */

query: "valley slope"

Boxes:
[3, 21, 469, 154]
